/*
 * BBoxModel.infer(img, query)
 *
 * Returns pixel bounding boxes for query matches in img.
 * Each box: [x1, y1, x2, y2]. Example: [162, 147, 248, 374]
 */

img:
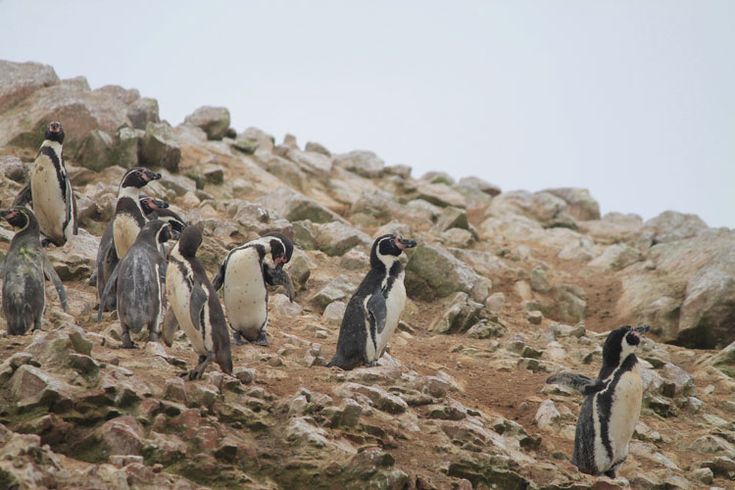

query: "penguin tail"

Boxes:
[545, 372, 594, 394]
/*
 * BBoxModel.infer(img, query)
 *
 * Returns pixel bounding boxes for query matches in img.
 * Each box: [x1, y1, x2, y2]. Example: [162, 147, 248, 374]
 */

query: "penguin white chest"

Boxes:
[114, 215, 140, 259]
[30, 162, 65, 240]
[608, 365, 643, 459]
[223, 249, 267, 339]
[166, 264, 207, 355]
[376, 274, 407, 356]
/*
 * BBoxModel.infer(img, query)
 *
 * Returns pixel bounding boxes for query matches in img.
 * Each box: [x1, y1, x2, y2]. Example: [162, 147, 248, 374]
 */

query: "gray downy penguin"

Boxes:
[327, 234, 417, 370]
[0, 207, 67, 335]
[166, 223, 233, 379]
[546, 325, 650, 478]
[94, 195, 171, 305]
[97, 219, 173, 348]
[212, 233, 295, 346]
[96, 168, 162, 310]
[13, 121, 78, 247]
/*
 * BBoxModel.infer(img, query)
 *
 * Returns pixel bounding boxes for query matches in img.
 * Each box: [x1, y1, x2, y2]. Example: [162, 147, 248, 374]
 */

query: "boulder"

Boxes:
[0, 60, 59, 111]
[543, 188, 601, 221]
[415, 182, 467, 208]
[0, 155, 28, 182]
[314, 221, 371, 256]
[489, 190, 576, 229]
[286, 148, 333, 176]
[578, 212, 645, 245]
[75, 129, 116, 171]
[644, 211, 708, 244]
[305, 141, 331, 156]
[435, 207, 469, 232]
[183, 106, 230, 140]
[115, 126, 144, 168]
[587, 243, 642, 271]
[257, 187, 342, 224]
[127, 97, 160, 130]
[335, 382, 408, 414]
[458, 176, 502, 197]
[429, 292, 484, 335]
[140, 122, 181, 172]
[334, 150, 385, 178]
[405, 243, 490, 302]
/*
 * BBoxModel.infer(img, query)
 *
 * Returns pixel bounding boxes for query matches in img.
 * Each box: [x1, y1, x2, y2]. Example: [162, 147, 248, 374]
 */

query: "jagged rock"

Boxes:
[127, 97, 160, 130]
[644, 210, 708, 244]
[587, 243, 641, 271]
[529, 267, 552, 293]
[235, 368, 256, 385]
[466, 320, 506, 339]
[115, 126, 144, 168]
[0, 155, 28, 182]
[10, 364, 75, 410]
[327, 398, 363, 427]
[314, 221, 371, 256]
[435, 207, 469, 232]
[489, 190, 576, 229]
[335, 383, 408, 414]
[311, 275, 356, 311]
[430, 292, 484, 335]
[426, 400, 467, 420]
[415, 182, 467, 208]
[75, 129, 116, 171]
[258, 187, 342, 224]
[183, 106, 230, 140]
[526, 310, 544, 325]
[540, 285, 586, 324]
[384, 164, 412, 179]
[711, 340, 735, 377]
[287, 148, 333, 175]
[0, 59, 59, 110]
[660, 363, 695, 398]
[689, 435, 735, 457]
[405, 243, 490, 302]
[323, 301, 347, 326]
[140, 122, 181, 171]
[458, 176, 501, 197]
[334, 150, 385, 177]
[544, 188, 601, 221]
[535, 400, 561, 430]
[305, 141, 331, 156]
[440, 228, 474, 248]
[286, 417, 329, 447]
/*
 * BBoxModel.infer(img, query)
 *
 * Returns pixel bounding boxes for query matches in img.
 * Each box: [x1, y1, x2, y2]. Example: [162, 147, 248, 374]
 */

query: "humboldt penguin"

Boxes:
[14, 121, 77, 246]
[546, 325, 650, 478]
[212, 233, 295, 346]
[327, 234, 416, 370]
[0, 207, 67, 335]
[95, 168, 161, 310]
[97, 220, 173, 348]
[166, 224, 233, 379]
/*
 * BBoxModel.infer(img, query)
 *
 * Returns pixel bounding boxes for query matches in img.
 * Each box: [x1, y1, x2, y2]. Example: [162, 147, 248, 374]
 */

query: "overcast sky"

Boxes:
[1, 1, 733, 227]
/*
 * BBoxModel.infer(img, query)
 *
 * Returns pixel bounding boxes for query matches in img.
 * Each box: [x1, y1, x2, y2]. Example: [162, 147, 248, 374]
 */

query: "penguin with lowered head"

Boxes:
[0, 207, 67, 334]
[14, 121, 77, 246]
[327, 234, 416, 370]
[166, 223, 233, 379]
[97, 219, 174, 348]
[212, 233, 295, 346]
[546, 325, 650, 478]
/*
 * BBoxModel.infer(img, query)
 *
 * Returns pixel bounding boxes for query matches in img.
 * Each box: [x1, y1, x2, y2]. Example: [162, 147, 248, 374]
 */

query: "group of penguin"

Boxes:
[1, 121, 652, 480]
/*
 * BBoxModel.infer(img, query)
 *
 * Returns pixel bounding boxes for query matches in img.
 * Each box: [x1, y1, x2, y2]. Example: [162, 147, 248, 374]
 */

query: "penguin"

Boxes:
[327, 234, 417, 370]
[212, 233, 295, 346]
[111, 167, 162, 260]
[546, 325, 651, 478]
[13, 121, 78, 246]
[0, 207, 67, 335]
[95, 168, 162, 310]
[97, 219, 173, 348]
[166, 223, 233, 379]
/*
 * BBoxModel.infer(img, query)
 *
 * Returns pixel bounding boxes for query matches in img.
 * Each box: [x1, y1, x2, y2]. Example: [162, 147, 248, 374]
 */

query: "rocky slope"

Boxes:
[0, 59, 734, 490]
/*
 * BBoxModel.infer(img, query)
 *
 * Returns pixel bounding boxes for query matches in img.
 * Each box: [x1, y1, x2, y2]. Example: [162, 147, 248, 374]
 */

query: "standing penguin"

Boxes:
[14, 121, 77, 246]
[212, 233, 295, 346]
[95, 168, 162, 310]
[546, 325, 650, 478]
[0, 207, 67, 335]
[166, 224, 233, 379]
[327, 234, 417, 370]
[97, 220, 173, 348]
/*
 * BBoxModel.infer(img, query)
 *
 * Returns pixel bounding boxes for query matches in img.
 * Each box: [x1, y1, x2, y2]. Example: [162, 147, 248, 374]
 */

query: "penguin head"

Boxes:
[141, 219, 174, 244]
[0, 207, 38, 233]
[602, 325, 650, 369]
[120, 167, 162, 190]
[139, 196, 169, 215]
[262, 232, 293, 267]
[44, 121, 65, 143]
[370, 234, 417, 269]
[178, 223, 204, 258]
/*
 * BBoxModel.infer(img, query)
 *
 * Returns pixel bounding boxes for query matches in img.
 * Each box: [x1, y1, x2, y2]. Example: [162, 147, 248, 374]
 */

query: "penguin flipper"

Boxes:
[367, 292, 387, 334]
[161, 308, 178, 347]
[43, 256, 68, 312]
[212, 262, 225, 291]
[189, 283, 208, 332]
[97, 264, 120, 323]
[13, 184, 32, 207]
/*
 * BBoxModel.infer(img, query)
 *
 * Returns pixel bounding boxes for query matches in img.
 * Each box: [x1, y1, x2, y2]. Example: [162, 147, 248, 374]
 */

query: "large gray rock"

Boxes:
[334, 150, 385, 178]
[127, 97, 160, 130]
[140, 122, 181, 171]
[405, 243, 490, 302]
[0, 60, 59, 111]
[489, 190, 576, 229]
[258, 187, 342, 224]
[578, 212, 645, 245]
[543, 188, 600, 221]
[430, 292, 484, 334]
[415, 182, 467, 208]
[458, 176, 501, 197]
[644, 211, 708, 244]
[0, 76, 132, 153]
[75, 129, 116, 171]
[617, 229, 735, 348]
[183, 106, 230, 140]
[286, 148, 333, 176]
[314, 221, 371, 256]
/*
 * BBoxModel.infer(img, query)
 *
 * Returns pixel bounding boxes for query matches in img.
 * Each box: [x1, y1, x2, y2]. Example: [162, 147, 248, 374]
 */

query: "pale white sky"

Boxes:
[1, 1, 733, 227]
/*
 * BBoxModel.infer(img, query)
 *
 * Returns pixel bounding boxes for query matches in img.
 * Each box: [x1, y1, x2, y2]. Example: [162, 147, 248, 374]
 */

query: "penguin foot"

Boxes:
[365, 360, 379, 367]
[149, 331, 159, 343]
[603, 469, 616, 479]
[254, 331, 269, 347]
[233, 331, 248, 346]
[121, 331, 137, 349]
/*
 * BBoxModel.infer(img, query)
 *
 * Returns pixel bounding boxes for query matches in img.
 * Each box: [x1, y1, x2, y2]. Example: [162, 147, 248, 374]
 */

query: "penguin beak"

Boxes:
[144, 170, 162, 182]
[152, 198, 169, 209]
[274, 255, 287, 266]
[395, 237, 417, 250]
[0, 209, 16, 221]
[634, 325, 651, 335]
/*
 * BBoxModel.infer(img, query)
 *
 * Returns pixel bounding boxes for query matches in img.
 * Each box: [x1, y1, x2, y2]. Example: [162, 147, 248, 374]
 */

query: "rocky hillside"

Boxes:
[0, 60, 734, 490]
